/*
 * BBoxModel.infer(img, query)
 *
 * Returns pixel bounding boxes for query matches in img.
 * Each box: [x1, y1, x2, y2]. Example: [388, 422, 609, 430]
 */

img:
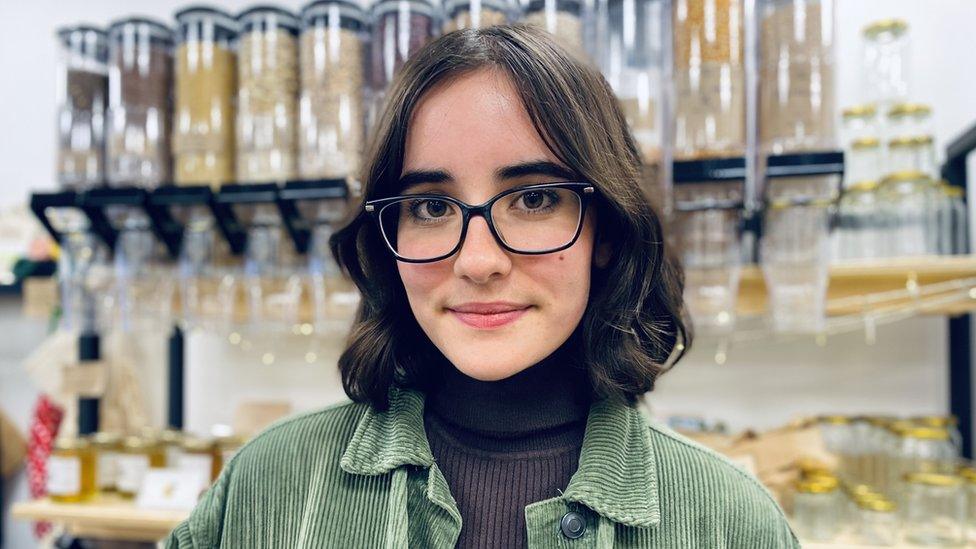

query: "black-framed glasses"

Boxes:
[364, 182, 596, 263]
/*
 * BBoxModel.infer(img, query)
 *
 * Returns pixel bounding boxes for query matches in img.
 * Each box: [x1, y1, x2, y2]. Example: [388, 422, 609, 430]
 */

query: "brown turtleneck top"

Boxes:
[422, 347, 594, 549]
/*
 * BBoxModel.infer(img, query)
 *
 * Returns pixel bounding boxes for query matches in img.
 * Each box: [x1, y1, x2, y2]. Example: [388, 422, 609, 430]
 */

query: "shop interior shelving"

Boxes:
[11, 496, 186, 543]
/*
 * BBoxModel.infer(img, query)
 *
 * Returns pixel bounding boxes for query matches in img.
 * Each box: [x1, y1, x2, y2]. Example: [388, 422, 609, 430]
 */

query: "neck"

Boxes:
[426, 342, 593, 437]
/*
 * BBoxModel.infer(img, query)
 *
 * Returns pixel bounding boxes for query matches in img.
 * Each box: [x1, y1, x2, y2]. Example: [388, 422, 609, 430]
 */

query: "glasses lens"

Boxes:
[491, 187, 583, 252]
[379, 197, 463, 260]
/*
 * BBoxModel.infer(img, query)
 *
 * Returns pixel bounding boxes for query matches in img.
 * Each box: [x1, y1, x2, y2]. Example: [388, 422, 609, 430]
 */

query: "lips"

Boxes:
[447, 302, 532, 329]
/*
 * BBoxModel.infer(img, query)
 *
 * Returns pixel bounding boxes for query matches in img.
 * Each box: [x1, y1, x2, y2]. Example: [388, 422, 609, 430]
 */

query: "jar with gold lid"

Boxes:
[90, 432, 122, 494]
[887, 103, 933, 138]
[903, 472, 966, 546]
[158, 428, 185, 467]
[842, 104, 879, 146]
[116, 436, 165, 498]
[887, 135, 936, 178]
[792, 477, 841, 542]
[961, 466, 976, 544]
[879, 171, 940, 257]
[861, 19, 909, 107]
[47, 437, 96, 503]
[845, 137, 882, 190]
[179, 437, 217, 484]
[854, 497, 897, 546]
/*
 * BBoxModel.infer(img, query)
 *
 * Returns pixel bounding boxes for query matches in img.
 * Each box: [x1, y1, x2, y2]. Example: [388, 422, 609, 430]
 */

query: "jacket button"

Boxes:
[560, 511, 586, 539]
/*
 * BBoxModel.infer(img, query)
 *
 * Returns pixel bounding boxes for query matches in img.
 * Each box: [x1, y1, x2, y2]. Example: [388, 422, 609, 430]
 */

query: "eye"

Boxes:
[409, 198, 452, 220]
[513, 190, 560, 212]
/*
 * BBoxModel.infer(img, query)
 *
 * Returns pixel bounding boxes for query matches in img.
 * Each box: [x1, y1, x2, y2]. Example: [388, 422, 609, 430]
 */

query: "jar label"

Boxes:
[116, 455, 151, 493]
[47, 456, 81, 495]
[97, 451, 118, 489]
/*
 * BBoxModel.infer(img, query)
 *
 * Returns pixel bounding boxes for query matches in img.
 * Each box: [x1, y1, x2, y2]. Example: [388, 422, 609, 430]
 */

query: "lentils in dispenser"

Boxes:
[173, 7, 237, 188]
[369, 0, 435, 121]
[759, 0, 837, 154]
[443, 0, 512, 31]
[237, 6, 300, 183]
[672, 0, 745, 159]
[298, 0, 368, 183]
[106, 18, 173, 188]
[523, 0, 584, 58]
[56, 26, 109, 190]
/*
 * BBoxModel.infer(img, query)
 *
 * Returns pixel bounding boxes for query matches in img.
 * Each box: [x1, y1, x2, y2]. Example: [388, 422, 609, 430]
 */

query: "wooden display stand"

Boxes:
[12, 496, 187, 543]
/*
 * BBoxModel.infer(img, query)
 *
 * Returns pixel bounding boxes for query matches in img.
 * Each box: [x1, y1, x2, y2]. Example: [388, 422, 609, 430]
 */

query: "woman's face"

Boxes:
[396, 69, 601, 382]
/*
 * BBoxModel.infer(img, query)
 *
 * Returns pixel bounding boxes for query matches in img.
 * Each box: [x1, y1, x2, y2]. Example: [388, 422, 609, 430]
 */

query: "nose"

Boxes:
[453, 216, 512, 284]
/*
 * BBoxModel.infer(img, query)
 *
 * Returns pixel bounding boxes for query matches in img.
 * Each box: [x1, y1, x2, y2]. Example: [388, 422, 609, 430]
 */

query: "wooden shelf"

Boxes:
[24, 256, 976, 325]
[12, 496, 187, 542]
[738, 255, 976, 317]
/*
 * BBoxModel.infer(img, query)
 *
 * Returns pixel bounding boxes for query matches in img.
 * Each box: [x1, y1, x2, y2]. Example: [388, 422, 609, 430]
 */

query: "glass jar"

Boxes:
[236, 6, 301, 183]
[879, 171, 940, 257]
[861, 19, 909, 108]
[673, 0, 745, 159]
[90, 432, 122, 494]
[593, 0, 666, 167]
[298, 0, 369, 184]
[106, 17, 173, 188]
[760, 198, 832, 334]
[56, 25, 109, 190]
[369, 0, 436, 122]
[673, 204, 742, 335]
[792, 478, 841, 542]
[765, 152, 844, 202]
[961, 467, 976, 544]
[178, 437, 217, 484]
[911, 417, 963, 463]
[47, 437, 96, 503]
[173, 7, 238, 188]
[854, 497, 897, 546]
[887, 103, 933, 138]
[443, 0, 513, 31]
[895, 427, 959, 507]
[903, 473, 967, 547]
[116, 436, 165, 498]
[842, 104, 879, 147]
[158, 427, 184, 467]
[758, 0, 837, 153]
[887, 135, 936, 179]
[845, 137, 882, 189]
[834, 181, 883, 262]
[524, 0, 585, 58]
[942, 185, 968, 255]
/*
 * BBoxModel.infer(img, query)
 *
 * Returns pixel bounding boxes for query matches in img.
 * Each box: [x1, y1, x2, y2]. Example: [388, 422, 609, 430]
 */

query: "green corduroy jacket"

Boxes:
[165, 386, 800, 548]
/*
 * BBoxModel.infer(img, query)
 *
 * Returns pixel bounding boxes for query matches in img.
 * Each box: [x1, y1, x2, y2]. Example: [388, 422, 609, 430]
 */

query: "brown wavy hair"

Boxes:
[329, 24, 690, 411]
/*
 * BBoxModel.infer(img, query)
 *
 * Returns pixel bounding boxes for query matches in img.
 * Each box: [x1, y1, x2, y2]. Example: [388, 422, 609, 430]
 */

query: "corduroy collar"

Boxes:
[339, 385, 661, 529]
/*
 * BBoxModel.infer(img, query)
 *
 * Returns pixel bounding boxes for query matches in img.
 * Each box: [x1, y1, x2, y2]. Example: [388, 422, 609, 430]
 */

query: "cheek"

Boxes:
[397, 262, 448, 305]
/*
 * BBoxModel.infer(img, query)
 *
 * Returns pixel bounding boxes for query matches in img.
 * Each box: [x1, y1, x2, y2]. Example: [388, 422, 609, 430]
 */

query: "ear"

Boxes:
[594, 240, 612, 269]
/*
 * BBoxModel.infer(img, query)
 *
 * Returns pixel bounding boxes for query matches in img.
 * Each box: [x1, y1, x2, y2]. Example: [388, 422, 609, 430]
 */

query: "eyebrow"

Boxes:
[395, 160, 580, 194]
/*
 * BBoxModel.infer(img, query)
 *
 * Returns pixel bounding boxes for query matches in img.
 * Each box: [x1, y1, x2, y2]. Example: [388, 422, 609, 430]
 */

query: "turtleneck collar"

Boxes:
[425, 338, 594, 439]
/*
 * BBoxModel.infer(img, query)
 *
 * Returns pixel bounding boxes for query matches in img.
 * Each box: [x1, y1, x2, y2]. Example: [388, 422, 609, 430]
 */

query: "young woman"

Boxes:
[167, 25, 798, 548]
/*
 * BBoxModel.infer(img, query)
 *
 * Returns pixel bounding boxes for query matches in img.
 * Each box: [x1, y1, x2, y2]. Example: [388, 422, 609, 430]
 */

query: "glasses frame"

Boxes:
[364, 182, 596, 263]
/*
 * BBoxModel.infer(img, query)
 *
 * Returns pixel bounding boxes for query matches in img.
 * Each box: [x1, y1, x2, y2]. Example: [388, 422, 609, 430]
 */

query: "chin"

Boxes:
[447, 355, 529, 381]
